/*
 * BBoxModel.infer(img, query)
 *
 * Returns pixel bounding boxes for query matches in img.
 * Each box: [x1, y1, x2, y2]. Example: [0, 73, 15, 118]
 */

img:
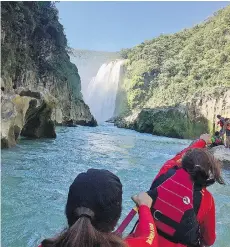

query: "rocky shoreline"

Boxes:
[113, 88, 230, 139]
[113, 106, 209, 139]
[1, 88, 97, 149]
[211, 145, 230, 166]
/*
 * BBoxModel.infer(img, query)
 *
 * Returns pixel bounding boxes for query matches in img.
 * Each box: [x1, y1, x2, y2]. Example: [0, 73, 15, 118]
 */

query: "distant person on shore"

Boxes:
[225, 120, 230, 148]
[38, 169, 159, 247]
[210, 131, 224, 147]
[217, 114, 225, 136]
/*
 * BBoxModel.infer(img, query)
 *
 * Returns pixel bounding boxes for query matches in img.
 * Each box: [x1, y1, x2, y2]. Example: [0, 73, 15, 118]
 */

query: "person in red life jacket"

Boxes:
[148, 134, 225, 247]
[38, 169, 158, 247]
[155, 134, 210, 178]
[217, 114, 225, 136]
[210, 131, 224, 148]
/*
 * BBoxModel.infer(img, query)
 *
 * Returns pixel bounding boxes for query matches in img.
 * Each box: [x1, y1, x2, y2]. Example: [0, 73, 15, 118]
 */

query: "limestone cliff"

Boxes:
[114, 88, 230, 138]
[1, 89, 57, 148]
[1, 2, 96, 148]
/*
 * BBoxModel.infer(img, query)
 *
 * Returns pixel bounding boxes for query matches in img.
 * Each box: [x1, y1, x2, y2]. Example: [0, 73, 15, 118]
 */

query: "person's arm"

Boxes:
[125, 205, 158, 247]
[199, 194, 216, 246]
[156, 138, 207, 178]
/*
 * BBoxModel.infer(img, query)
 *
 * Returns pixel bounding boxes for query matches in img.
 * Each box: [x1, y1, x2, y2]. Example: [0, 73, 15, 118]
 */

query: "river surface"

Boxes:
[1, 124, 230, 247]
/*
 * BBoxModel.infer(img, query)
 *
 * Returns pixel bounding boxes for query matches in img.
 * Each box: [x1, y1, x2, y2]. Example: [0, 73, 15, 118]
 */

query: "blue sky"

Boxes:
[56, 1, 229, 52]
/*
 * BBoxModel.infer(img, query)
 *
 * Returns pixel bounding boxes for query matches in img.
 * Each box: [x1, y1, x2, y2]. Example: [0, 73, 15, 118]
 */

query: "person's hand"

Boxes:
[131, 192, 153, 208]
[200, 133, 212, 145]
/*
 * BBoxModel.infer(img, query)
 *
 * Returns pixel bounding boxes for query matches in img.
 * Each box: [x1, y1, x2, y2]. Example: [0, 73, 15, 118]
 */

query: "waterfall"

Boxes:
[85, 60, 124, 123]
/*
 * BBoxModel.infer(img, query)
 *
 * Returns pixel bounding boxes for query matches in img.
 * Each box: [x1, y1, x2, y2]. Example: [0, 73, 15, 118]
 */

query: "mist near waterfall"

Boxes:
[85, 60, 124, 123]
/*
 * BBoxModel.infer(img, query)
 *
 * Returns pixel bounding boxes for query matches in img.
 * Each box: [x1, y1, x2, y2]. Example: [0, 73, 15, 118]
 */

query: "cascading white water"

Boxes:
[85, 60, 124, 123]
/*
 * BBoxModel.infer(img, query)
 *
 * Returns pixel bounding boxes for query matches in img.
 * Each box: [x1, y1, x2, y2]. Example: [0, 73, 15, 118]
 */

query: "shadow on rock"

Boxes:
[21, 99, 56, 138]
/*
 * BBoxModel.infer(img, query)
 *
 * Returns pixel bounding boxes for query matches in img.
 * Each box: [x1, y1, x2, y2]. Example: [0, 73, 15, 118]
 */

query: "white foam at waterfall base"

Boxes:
[85, 60, 124, 123]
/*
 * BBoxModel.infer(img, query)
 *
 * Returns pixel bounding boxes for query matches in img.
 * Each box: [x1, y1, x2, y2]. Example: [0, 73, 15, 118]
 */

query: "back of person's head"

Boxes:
[217, 114, 221, 119]
[215, 131, 220, 136]
[42, 169, 126, 247]
[182, 149, 225, 187]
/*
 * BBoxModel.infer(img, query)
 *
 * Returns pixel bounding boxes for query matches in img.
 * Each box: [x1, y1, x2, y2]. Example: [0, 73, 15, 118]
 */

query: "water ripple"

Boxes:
[2, 124, 230, 247]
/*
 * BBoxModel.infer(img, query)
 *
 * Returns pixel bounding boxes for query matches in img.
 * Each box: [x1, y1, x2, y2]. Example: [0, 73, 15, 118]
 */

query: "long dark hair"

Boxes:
[42, 207, 126, 247]
[182, 148, 225, 186]
[41, 169, 126, 247]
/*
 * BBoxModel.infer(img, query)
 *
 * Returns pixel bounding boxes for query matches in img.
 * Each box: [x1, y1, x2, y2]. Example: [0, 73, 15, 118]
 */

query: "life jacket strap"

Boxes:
[153, 209, 179, 230]
[150, 166, 178, 189]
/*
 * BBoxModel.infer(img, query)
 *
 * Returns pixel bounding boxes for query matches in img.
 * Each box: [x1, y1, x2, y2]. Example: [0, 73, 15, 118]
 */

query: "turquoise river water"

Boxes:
[2, 124, 230, 247]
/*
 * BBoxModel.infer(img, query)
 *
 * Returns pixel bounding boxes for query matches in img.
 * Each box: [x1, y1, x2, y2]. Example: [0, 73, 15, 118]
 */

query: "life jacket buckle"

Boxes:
[153, 210, 162, 221]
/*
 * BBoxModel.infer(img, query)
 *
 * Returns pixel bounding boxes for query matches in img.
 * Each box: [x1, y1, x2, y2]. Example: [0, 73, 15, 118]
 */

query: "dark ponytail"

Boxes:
[182, 148, 225, 187]
[41, 207, 126, 247]
[42, 169, 125, 247]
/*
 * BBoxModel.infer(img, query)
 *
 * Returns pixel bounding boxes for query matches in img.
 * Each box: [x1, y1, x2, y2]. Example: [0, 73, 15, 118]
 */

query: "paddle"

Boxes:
[115, 207, 138, 235]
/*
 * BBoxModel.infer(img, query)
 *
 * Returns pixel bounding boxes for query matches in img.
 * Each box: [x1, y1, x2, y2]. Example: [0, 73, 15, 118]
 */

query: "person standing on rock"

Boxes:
[217, 114, 225, 136]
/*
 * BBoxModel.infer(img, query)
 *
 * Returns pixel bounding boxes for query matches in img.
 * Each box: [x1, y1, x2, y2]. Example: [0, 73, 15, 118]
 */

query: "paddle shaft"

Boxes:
[115, 207, 138, 235]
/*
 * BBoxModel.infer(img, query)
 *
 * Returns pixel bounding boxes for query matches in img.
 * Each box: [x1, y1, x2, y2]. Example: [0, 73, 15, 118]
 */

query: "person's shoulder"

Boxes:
[201, 188, 214, 203]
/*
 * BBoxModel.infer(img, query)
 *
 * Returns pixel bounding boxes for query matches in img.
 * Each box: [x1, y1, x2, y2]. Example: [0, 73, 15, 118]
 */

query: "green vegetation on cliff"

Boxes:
[119, 6, 230, 111]
[1, 1, 81, 99]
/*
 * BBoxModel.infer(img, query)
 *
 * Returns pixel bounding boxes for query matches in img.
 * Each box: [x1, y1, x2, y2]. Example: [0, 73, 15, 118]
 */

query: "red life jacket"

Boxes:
[148, 168, 200, 247]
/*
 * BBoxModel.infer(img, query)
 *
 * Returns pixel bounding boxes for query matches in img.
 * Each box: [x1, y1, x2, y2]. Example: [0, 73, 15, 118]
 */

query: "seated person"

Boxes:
[210, 131, 224, 147]
[38, 169, 159, 247]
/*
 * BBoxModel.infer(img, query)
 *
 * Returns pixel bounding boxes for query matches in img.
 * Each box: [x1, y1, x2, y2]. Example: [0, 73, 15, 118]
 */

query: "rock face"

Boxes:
[20, 90, 57, 138]
[1, 89, 58, 148]
[211, 145, 230, 166]
[114, 105, 208, 139]
[1, 94, 28, 148]
[1, 2, 97, 148]
[114, 88, 230, 139]
[187, 88, 230, 132]
[69, 99, 97, 127]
